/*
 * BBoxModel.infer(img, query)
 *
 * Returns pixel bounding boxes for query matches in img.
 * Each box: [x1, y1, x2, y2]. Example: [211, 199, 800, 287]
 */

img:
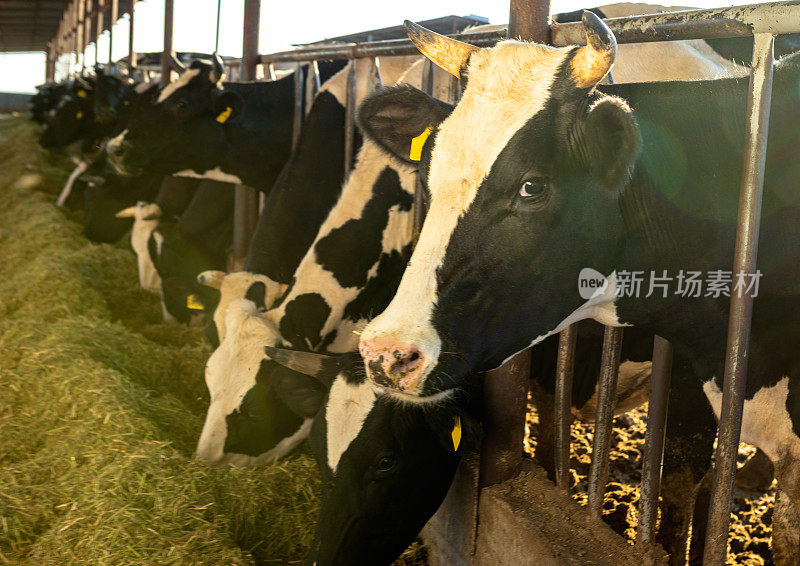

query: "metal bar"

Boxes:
[411, 59, 434, 238]
[214, 0, 222, 53]
[267, 63, 276, 80]
[343, 59, 357, 176]
[127, 0, 136, 71]
[637, 335, 673, 545]
[108, 0, 117, 64]
[76, 0, 85, 71]
[292, 63, 304, 149]
[232, 0, 262, 271]
[587, 326, 623, 517]
[305, 60, 321, 116]
[554, 324, 578, 490]
[551, 1, 800, 46]
[703, 32, 774, 566]
[161, 0, 174, 86]
[95, 0, 104, 59]
[510, 0, 551, 43]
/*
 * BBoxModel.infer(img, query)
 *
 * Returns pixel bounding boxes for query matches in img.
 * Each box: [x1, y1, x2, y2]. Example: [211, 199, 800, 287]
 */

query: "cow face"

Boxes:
[357, 13, 641, 396]
[106, 57, 238, 176]
[38, 80, 95, 148]
[303, 369, 480, 566]
[93, 70, 135, 128]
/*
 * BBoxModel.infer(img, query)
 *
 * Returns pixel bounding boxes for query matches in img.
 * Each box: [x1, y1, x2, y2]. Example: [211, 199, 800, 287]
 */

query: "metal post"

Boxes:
[478, 0, 550, 489]
[109, 0, 117, 64]
[76, 0, 85, 72]
[703, 32, 774, 566]
[161, 0, 174, 86]
[292, 63, 304, 149]
[127, 0, 136, 72]
[637, 335, 673, 545]
[343, 60, 357, 176]
[587, 326, 623, 517]
[554, 324, 578, 490]
[232, 0, 262, 271]
[84, 0, 93, 64]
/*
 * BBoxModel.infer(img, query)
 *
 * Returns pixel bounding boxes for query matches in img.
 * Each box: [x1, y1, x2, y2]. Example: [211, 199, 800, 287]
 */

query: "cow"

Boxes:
[105, 55, 345, 189]
[30, 81, 70, 124]
[355, 15, 800, 564]
[38, 76, 97, 150]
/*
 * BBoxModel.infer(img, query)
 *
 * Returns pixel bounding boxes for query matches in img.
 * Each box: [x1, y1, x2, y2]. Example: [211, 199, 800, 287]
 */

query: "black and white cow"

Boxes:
[356, 16, 800, 564]
[106, 55, 345, 189]
[30, 81, 70, 124]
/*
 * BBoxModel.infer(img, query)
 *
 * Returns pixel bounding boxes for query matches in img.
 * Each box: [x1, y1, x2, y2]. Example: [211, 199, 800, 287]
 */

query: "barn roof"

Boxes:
[0, 0, 132, 53]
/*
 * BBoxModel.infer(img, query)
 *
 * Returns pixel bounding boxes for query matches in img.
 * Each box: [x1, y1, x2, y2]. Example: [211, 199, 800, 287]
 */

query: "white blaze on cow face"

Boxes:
[359, 41, 572, 395]
[325, 376, 380, 473]
[173, 167, 243, 185]
[116, 201, 162, 293]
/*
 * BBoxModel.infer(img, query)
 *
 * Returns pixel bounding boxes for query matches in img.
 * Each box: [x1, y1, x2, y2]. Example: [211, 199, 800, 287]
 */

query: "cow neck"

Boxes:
[610, 55, 800, 354]
[215, 76, 295, 190]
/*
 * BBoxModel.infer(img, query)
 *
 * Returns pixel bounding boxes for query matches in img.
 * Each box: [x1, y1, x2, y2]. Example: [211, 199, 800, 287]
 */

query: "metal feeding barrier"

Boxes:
[49, 0, 800, 562]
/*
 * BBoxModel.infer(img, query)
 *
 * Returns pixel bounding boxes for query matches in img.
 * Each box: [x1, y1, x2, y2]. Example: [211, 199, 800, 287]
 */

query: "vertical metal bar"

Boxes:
[637, 335, 673, 545]
[108, 0, 117, 64]
[343, 59, 357, 176]
[703, 33, 774, 566]
[232, 0, 262, 271]
[478, 0, 550, 489]
[76, 0, 85, 72]
[161, 0, 174, 86]
[449, 74, 462, 104]
[587, 326, 623, 517]
[127, 0, 136, 72]
[554, 324, 578, 490]
[292, 63, 304, 149]
[305, 60, 321, 117]
[95, 0, 104, 63]
[267, 63, 276, 81]
[369, 57, 383, 91]
[84, 0, 93, 63]
[412, 59, 434, 238]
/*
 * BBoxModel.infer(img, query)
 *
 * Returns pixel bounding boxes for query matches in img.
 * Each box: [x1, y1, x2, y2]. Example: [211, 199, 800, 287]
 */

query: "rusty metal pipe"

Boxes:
[554, 324, 578, 490]
[637, 335, 673, 545]
[703, 32, 775, 566]
[292, 63, 304, 149]
[160, 0, 174, 86]
[587, 326, 623, 517]
[343, 60, 357, 176]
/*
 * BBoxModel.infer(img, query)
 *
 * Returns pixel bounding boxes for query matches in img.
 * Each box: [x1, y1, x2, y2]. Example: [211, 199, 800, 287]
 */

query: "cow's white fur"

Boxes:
[326, 377, 380, 473]
[118, 202, 162, 293]
[203, 271, 284, 343]
[156, 69, 200, 103]
[55, 160, 88, 207]
[704, 377, 800, 464]
[106, 128, 127, 156]
[360, 42, 571, 392]
[173, 167, 243, 185]
[196, 299, 286, 464]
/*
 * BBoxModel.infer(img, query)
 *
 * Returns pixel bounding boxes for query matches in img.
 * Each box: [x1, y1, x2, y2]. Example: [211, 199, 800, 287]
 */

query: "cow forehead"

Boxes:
[156, 69, 200, 103]
[325, 377, 380, 473]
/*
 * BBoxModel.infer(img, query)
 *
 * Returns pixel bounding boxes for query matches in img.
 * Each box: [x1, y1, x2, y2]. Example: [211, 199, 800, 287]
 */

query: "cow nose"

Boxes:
[359, 338, 425, 393]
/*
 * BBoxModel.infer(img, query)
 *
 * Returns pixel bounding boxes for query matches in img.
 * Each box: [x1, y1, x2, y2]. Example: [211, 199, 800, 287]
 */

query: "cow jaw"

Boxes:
[359, 41, 571, 396]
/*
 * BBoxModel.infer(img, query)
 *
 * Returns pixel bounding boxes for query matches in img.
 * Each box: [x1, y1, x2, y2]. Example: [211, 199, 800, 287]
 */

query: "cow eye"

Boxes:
[174, 99, 188, 110]
[375, 453, 396, 473]
[518, 178, 549, 199]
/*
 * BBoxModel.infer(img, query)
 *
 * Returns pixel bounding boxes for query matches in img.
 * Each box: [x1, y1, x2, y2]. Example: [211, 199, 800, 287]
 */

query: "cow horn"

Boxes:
[115, 206, 136, 218]
[264, 346, 358, 387]
[571, 11, 617, 88]
[403, 20, 479, 78]
[167, 52, 187, 74]
[210, 53, 225, 83]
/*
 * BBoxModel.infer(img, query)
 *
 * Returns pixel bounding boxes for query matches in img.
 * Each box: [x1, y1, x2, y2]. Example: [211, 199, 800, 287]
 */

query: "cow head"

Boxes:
[106, 55, 240, 176]
[357, 13, 640, 396]
[195, 295, 327, 465]
[38, 78, 96, 148]
[263, 346, 481, 566]
[92, 68, 136, 129]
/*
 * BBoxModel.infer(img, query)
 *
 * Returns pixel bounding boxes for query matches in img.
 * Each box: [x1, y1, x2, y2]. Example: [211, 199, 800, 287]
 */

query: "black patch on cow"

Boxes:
[313, 167, 412, 288]
[245, 90, 349, 283]
[551, 6, 605, 23]
[342, 244, 413, 323]
[223, 359, 305, 457]
[278, 293, 331, 350]
[245, 281, 267, 311]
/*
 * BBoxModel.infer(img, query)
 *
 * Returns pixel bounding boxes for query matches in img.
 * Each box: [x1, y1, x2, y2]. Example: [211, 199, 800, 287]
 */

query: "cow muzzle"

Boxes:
[359, 337, 427, 394]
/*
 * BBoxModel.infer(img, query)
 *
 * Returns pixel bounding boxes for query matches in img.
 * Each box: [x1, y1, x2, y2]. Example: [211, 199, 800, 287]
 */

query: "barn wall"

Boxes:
[0, 93, 32, 113]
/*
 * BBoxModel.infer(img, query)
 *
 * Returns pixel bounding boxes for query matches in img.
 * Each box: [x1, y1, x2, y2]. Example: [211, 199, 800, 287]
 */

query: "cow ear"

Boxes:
[358, 85, 452, 165]
[575, 97, 640, 191]
[425, 406, 482, 454]
[244, 281, 267, 311]
[214, 91, 242, 124]
[268, 362, 329, 419]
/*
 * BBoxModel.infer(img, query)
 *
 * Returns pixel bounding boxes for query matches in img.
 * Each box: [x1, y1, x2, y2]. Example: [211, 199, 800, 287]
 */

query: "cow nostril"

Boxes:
[409, 352, 419, 362]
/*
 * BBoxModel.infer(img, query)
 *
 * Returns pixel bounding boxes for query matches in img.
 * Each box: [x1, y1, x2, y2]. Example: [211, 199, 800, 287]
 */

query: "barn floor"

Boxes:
[526, 405, 777, 565]
[0, 114, 425, 566]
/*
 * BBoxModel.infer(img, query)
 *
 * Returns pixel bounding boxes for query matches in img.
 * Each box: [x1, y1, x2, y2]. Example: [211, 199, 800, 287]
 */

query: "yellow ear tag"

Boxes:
[77, 89, 88, 98]
[216, 106, 233, 124]
[451, 416, 462, 451]
[76, 111, 84, 119]
[409, 126, 432, 162]
[186, 294, 204, 310]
